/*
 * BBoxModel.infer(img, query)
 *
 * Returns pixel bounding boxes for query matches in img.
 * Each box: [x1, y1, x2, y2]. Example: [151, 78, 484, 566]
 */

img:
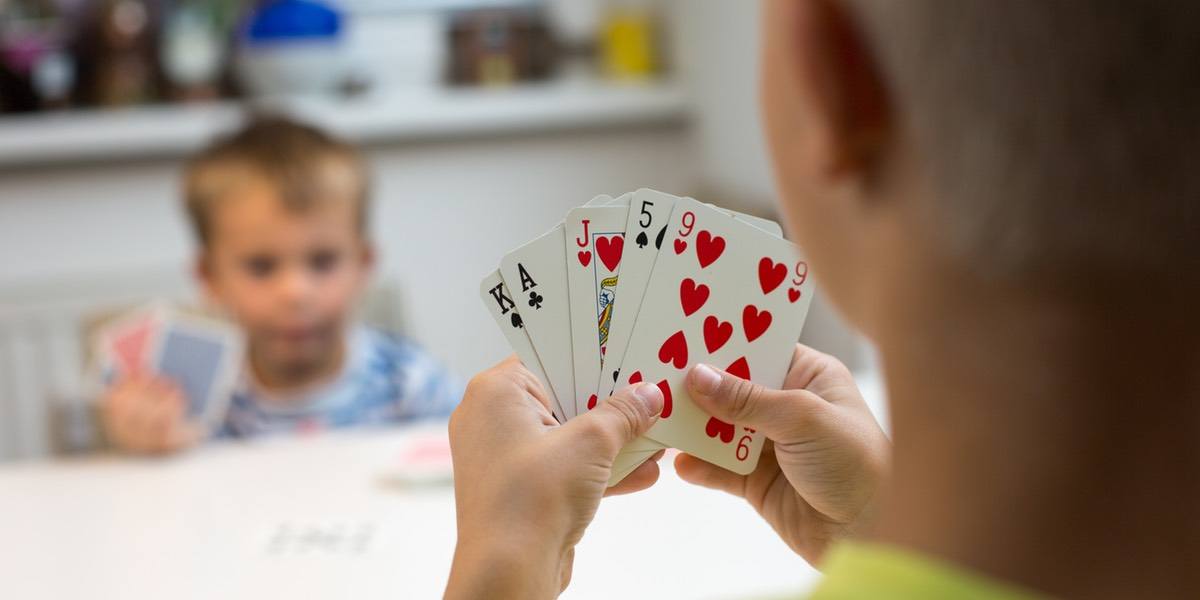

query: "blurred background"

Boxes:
[0, 0, 870, 462]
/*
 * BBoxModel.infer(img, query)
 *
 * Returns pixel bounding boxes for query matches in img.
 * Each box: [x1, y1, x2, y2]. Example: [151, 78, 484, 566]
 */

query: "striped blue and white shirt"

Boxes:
[219, 328, 461, 438]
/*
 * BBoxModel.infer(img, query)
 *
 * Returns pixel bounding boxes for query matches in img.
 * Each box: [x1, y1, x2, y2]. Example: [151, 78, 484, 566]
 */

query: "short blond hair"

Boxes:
[184, 115, 369, 245]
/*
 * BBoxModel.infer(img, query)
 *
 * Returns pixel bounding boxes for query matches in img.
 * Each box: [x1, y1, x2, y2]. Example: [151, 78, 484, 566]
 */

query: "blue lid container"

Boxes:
[243, 0, 343, 45]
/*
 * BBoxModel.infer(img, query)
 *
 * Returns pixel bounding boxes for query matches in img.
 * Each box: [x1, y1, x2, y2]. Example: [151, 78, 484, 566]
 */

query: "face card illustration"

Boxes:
[152, 314, 243, 425]
[565, 206, 629, 414]
[616, 198, 815, 474]
[479, 270, 565, 422]
[500, 224, 578, 420]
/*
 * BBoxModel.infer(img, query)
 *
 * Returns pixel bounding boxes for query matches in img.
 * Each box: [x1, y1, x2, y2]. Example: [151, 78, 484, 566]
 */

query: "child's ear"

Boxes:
[787, 0, 891, 180]
[193, 252, 222, 307]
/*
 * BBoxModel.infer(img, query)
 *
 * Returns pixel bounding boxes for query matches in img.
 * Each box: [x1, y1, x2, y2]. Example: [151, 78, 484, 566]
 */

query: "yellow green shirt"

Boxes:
[806, 542, 1049, 599]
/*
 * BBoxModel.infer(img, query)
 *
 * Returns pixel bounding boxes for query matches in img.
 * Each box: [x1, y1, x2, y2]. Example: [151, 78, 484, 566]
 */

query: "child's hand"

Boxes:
[677, 344, 890, 566]
[100, 375, 201, 455]
[446, 356, 665, 599]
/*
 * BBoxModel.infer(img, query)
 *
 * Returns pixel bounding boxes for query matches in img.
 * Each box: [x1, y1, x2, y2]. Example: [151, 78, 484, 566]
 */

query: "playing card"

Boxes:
[615, 198, 815, 474]
[564, 205, 628, 415]
[607, 192, 632, 207]
[377, 423, 454, 488]
[479, 269, 565, 422]
[584, 192, 631, 208]
[598, 190, 785, 483]
[719, 208, 782, 238]
[608, 445, 661, 486]
[600, 397, 668, 487]
[590, 190, 679, 482]
[598, 191, 786, 400]
[597, 189, 680, 399]
[152, 313, 244, 427]
[97, 307, 164, 375]
[500, 224, 578, 419]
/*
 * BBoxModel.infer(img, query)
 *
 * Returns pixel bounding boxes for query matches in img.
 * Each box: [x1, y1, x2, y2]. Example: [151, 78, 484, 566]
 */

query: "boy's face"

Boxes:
[198, 179, 372, 375]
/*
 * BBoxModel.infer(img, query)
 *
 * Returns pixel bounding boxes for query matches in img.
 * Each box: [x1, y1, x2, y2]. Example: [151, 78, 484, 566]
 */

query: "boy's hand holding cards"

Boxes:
[481, 189, 815, 484]
[95, 304, 245, 432]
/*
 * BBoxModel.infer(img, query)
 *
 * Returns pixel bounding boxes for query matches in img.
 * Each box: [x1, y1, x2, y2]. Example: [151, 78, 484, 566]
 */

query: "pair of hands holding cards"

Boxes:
[452, 190, 890, 596]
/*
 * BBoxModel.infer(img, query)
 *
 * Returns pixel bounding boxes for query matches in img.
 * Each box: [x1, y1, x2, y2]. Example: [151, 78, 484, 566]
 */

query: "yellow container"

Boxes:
[600, 7, 658, 80]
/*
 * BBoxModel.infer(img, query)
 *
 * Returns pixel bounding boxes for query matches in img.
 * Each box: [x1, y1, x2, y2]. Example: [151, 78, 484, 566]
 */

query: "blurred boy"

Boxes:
[102, 117, 460, 453]
[445, 1, 1198, 599]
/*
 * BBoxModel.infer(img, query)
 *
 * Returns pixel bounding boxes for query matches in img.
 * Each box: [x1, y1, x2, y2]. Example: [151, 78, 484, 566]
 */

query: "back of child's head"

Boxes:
[183, 115, 369, 247]
[848, 1, 1199, 295]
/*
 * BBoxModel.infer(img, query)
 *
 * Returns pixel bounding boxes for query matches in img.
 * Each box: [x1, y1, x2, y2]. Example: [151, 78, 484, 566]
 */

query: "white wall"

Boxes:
[670, 0, 777, 209]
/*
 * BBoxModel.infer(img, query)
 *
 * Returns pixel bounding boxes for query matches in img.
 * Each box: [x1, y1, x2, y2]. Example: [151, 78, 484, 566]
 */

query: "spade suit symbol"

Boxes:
[654, 224, 668, 250]
[636, 231, 649, 248]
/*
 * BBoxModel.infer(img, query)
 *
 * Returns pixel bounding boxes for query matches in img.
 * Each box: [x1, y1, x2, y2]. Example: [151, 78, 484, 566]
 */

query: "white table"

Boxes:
[0, 426, 821, 600]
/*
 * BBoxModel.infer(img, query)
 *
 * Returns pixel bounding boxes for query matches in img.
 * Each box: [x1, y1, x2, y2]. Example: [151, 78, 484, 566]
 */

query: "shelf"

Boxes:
[0, 80, 690, 169]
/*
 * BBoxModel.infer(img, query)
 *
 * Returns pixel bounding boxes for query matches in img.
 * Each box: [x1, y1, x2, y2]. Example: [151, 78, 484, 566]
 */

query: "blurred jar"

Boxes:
[446, 8, 555, 87]
[73, 0, 163, 107]
[234, 0, 348, 98]
[160, 0, 237, 102]
[599, 0, 660, 81]
[544, 0, 600, 79]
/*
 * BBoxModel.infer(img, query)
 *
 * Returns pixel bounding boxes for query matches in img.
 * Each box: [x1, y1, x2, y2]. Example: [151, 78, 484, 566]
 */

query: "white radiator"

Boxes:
[0, 308, 87, 459]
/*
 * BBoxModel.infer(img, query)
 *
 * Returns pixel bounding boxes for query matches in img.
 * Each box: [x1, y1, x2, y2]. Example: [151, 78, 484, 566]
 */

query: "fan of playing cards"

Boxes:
[480, 189, 815, 486]
[92, 303, 245, 430]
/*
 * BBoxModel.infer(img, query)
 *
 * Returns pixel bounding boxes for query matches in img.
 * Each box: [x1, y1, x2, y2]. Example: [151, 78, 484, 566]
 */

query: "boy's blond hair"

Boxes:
[183, 116, 369, 245]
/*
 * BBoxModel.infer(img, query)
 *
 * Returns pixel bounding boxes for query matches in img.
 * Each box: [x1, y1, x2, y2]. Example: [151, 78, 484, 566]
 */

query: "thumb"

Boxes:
[687, 363, 827, 442]
[558, 383, 665, 459]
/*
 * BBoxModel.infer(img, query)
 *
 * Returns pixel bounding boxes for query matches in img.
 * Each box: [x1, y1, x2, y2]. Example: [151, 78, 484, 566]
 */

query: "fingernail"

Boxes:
[633, 383, 664, 416]
[691, 364, 721, 394]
